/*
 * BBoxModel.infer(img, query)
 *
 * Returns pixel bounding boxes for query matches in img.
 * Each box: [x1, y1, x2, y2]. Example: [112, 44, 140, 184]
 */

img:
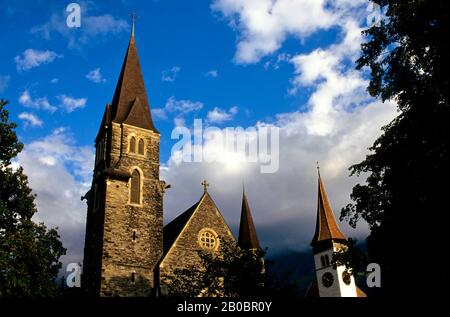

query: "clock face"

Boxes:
[342, 271, 352, 285]
[322, 272, 334, 288]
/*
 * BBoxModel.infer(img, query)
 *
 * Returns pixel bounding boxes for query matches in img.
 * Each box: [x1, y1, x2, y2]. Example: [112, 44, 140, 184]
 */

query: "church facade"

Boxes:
[82, 25, 364, 298]
[81, 26, 260, 297]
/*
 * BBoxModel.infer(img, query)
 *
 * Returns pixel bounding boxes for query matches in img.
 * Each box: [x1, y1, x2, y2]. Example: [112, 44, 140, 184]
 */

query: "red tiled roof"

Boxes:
[311, 173, 346, 248]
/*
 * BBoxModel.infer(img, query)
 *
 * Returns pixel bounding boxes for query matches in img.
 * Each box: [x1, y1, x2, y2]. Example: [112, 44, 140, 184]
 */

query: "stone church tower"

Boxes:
[82, 24, 166, 297]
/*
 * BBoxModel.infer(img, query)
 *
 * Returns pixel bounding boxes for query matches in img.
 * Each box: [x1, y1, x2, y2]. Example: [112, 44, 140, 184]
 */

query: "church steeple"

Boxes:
[238, 187, 260, 250]
[110, 22, 158, 132]
[309, 168, 360, 297]
[311, 169, 346, 252]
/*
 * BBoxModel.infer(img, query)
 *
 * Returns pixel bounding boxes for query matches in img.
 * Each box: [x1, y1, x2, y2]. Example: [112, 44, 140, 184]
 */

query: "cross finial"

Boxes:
[201, 180, 210, 192]
[129, 13, 139, 37]
[316, 161, 320, 176]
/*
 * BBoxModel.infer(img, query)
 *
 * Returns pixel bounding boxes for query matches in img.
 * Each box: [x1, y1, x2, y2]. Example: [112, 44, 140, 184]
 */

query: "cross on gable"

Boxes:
[201, 180, 209, 192]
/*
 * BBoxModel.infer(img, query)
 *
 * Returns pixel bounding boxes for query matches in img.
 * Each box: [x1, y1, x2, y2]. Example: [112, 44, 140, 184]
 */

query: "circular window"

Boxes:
[198, 229, 218, 250]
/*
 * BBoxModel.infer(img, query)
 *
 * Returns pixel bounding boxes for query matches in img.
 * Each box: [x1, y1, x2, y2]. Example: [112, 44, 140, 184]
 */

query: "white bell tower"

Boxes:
[311, 169, 358, 297]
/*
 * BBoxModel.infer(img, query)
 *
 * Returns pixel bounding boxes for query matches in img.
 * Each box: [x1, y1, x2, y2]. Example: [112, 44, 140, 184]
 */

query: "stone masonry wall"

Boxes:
[100, 122, 163, 297]
[159, 193, 235, 287]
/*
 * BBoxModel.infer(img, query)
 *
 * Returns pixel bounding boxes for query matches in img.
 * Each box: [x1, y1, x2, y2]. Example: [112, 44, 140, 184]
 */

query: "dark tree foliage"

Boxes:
[0, 99, 66, 297]
[341, 1, 450, 295]
[167, 237, 266, 297]
[332, 239, 367, 276]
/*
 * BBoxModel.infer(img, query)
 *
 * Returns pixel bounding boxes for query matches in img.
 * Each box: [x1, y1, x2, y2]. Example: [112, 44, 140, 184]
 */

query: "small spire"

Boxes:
[201, 180, 210, 192]
[129, 13, 139, 38]
[239, 187, 261, 250]
[311, 169, 346, 252]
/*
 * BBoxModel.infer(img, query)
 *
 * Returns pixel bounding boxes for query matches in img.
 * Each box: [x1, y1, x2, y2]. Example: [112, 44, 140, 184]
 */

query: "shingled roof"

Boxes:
[110, 30, 158, 132]
[162, 201, 200, 254]
[311, 172, 346, 250]
[238, 189, 261, 250]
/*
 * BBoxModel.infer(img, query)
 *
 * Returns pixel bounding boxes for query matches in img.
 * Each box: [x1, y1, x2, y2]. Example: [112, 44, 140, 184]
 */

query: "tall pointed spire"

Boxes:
[110, 15, 158, 132]
[238, 187, 261, 250]
[311, 168, 346, 251]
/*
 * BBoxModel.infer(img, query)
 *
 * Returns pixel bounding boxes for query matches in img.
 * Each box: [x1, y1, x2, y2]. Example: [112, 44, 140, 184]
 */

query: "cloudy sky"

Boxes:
[0, 0, 397, 268]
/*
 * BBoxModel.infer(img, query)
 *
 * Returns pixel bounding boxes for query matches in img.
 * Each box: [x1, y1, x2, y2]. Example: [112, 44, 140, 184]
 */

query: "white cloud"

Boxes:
[86, 67, 106, 83]
[264, 53, 291, 70]
[14, 49, 62, 72]
[0, 74, 10, 92]
[165, 96, 203, 113]
[207, 106, 239, 123]
[162, 100, 396, 252]
[162, 66, 181, 82]
[151, 108, 168, 120]
[58, 95, 87, 112]
[50, 78, 59, 84]
[83, 15, 129, 36]
[211, 0, 364, 64]
[16, 127, 93, 271]
[31, 13, 129, 49]
[19, 90, 57, 113]
[18, 112, 44, 127]
[205, 70, 219, 78]
[152, 96, 204, 127]
[150, 0, 397, 253]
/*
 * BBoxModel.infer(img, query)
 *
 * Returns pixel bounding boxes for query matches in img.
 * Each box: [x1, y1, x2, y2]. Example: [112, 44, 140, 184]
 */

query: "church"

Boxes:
[81, 23, 365, 298]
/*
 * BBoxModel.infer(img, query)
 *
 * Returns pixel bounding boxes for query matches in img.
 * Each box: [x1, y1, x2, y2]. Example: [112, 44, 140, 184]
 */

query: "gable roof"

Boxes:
[238, 189, 261, 249]
[161, 190, 235, 264]
[162, 201, 200, 254]
[311, 172, 346, 249]
[95, 103, 111, 143]
[110, 32, 158, 132]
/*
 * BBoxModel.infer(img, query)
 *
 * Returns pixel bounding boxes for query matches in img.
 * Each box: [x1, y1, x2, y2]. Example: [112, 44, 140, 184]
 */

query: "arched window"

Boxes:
[320, 255, 325, 268]
[324, 254, 330, 266]
[129, 136, 136, 153]
[93, 184, 98, 210]
[130, 169, 141, 204]
[138, 138, 145, 155]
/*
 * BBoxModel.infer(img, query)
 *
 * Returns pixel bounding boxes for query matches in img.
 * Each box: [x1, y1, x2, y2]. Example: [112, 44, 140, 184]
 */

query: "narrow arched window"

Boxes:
[324, 254, 330, 266]
[129, 136, 136, 153]
[93, 184, 98, 210]
[130, 169, 141, 204]
[138, 138, 145, 155]
[320, 255, 325, 268]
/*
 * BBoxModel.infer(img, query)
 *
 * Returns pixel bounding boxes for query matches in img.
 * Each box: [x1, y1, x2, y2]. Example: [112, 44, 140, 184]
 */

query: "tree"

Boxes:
[167, 237, 266, 297]
[0, 99, 66, 297]
[341, 1, 449, 295]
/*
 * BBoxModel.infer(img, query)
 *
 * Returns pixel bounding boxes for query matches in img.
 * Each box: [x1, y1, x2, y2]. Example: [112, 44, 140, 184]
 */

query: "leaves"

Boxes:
[0, 99, 66, 297]
[167, 238, 266, 297]
[343, 0, 450, 292]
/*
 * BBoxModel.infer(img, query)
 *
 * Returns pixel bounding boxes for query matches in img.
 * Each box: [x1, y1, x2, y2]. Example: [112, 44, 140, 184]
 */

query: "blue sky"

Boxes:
[2, 0, 308, 157]
[0, 0, 397, 267]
